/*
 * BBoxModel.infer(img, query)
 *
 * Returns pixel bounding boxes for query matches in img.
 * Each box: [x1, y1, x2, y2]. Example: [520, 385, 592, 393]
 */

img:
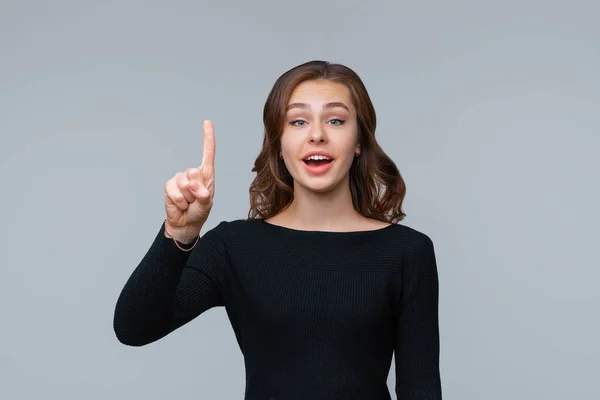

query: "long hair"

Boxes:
[247, 60, 407, 224]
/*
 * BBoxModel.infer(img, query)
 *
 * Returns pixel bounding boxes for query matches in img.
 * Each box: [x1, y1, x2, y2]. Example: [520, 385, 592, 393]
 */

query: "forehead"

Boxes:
[288, 80, 352, 105]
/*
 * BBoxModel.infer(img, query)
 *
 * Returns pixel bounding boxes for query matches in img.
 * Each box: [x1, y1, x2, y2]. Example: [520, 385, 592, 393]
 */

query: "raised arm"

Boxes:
[112, 221, 230, 346]
[113, 120, 227, 346]
[395, 235, 442, 399]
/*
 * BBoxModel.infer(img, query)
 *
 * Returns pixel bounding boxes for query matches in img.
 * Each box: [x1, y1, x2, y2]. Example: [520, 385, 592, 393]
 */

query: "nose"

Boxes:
[308, 122, 327, 143]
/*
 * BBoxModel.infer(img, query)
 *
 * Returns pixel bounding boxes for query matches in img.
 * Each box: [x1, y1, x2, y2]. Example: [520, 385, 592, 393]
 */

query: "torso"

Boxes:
[214, 218, 421, 399]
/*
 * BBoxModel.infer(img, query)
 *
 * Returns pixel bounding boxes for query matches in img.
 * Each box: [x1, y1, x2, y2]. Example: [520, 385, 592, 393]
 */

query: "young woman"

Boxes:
[113, 60, 442, 399]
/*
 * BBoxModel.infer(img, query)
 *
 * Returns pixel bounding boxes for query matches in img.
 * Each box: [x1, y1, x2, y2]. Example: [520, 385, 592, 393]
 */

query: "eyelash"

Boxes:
[289, 119, 345, 127]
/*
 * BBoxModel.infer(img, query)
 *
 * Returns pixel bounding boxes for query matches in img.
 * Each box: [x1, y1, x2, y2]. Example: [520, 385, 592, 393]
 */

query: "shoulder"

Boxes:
[383, 225, 439, 305]
[190, 219, 260, 260]
[387, 223, 437, 275]
[201, 218, 263, 241]
[387, 223, 435, 250]
[208, 218, 261, 232]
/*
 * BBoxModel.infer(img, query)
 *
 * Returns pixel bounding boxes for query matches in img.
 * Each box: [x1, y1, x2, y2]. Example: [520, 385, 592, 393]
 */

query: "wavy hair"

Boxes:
[248, 60, 407, 224]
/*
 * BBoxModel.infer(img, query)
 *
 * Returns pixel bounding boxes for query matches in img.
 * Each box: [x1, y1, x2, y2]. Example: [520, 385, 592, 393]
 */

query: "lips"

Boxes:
[301, 152, 334, 175]
[303, 157, 332, 166]
[302, 151, 334, 164]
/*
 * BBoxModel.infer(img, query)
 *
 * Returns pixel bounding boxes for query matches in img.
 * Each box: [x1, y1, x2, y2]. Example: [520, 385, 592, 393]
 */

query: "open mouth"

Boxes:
[303, 156, 333, 167]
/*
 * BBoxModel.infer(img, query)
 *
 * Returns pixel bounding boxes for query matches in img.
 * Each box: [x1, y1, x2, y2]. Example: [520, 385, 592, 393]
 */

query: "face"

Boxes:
[280, 80, 360, 194]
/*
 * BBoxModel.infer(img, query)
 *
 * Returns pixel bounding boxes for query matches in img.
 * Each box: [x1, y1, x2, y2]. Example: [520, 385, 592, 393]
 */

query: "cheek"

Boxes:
[341, 135, 360, 156]
[279, 135, 298, 172]
[279, 133, 300, 157]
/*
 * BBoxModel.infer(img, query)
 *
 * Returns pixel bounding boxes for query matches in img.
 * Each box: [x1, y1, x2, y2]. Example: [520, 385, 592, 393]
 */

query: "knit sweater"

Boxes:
[113, 218, 442, 399]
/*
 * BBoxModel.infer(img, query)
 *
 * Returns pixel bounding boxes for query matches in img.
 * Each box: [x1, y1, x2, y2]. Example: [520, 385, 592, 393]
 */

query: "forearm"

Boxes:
[113, 223, 192, 346]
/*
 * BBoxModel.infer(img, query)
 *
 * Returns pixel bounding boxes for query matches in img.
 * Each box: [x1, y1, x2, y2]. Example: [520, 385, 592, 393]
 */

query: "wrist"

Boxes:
[164, 221, 201, 244]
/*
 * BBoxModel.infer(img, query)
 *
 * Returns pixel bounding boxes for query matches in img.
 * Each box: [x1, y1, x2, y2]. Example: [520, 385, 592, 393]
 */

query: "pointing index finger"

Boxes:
[202, 120, 215, 168]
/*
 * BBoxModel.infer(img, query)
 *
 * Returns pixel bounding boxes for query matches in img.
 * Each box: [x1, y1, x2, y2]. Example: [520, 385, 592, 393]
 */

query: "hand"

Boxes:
[163, 120, 215, 242]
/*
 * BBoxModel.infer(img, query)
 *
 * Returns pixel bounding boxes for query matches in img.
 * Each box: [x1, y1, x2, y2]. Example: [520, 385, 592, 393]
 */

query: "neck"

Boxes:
[281, 180, 361, 231]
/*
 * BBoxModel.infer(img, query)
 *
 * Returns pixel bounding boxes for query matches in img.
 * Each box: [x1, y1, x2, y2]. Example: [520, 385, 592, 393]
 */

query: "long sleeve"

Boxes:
[113, 220, 231, 346]
[395, 235, 442, 399]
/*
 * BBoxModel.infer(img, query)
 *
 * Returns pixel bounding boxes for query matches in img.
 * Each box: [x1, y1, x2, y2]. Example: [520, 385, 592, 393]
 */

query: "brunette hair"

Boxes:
[247, 60, 407, 223]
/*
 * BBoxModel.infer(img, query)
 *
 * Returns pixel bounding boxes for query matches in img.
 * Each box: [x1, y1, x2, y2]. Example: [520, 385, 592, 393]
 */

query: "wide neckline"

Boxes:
[258, 219, 397, 235]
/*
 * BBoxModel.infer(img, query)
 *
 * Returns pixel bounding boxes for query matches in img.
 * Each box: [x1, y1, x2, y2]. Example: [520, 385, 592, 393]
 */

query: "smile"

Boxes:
[302, 156, 334, 175]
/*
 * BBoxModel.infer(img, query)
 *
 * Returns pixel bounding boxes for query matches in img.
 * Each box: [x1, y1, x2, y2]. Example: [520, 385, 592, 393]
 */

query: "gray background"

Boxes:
[1, 0, 598, 399]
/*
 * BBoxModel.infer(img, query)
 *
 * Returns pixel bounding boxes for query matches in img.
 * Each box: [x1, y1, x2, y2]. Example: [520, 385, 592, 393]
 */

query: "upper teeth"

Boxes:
[306, 155, 330, 161]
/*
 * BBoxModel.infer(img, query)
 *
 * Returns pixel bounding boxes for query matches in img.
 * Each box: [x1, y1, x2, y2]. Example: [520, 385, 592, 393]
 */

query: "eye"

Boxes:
[289, 119, 307, 127]
[328, 118, 345, 126]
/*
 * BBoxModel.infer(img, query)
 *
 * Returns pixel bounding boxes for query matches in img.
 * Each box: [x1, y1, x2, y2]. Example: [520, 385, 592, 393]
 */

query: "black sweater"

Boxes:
[113, 218, 442, 399]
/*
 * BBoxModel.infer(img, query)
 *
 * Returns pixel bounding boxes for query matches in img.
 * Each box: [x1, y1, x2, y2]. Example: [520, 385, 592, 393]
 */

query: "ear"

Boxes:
[355, 143, 361, 156]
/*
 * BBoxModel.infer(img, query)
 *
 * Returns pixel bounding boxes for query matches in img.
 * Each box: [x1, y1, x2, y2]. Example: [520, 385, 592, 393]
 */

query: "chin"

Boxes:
[295, 176, 347, 195]
[305, 184, 336, 194]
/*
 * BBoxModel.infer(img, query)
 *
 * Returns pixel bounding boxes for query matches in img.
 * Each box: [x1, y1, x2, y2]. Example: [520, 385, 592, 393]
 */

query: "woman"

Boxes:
[113, 60, 442, 399]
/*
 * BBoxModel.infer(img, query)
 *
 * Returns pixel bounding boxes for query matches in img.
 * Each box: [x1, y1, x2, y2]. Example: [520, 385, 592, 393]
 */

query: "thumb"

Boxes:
[187, 168, 205, 195]
[189, 180, 210, 201]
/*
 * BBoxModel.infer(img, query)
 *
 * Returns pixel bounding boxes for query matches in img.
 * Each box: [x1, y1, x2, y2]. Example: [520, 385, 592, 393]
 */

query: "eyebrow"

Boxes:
[286, 102, 350, 112]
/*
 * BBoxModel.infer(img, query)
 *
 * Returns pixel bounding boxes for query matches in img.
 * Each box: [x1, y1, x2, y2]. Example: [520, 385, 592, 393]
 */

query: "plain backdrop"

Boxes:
[1, 1, 599, 399]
